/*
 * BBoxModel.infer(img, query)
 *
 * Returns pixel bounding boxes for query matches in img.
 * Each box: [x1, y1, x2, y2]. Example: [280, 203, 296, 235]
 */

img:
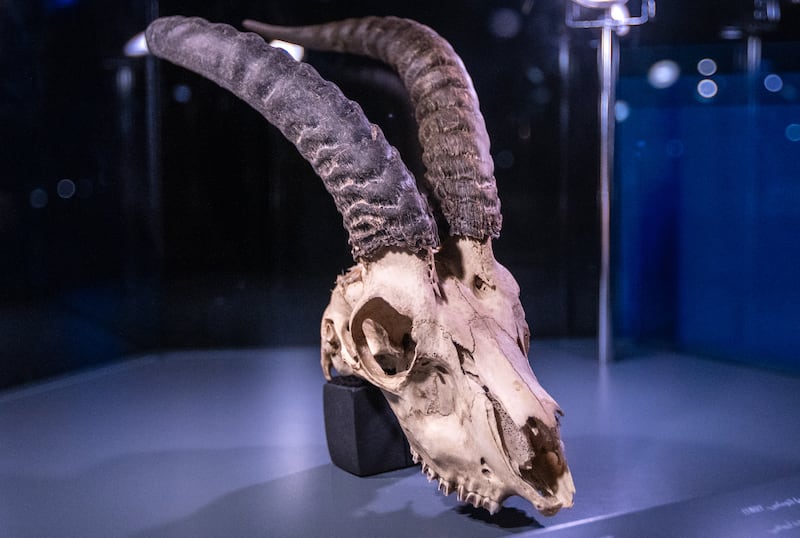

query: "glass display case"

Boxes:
[615, 40, 800, 372]
[1, 1, 799, 535]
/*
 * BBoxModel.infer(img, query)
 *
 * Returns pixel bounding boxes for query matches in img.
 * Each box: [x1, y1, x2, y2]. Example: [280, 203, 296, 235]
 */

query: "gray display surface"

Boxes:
[2, 341, 799, 536]
[536, 473, 800, 537]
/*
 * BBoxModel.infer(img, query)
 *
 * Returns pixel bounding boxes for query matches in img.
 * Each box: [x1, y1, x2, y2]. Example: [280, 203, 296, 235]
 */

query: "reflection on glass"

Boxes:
[57, 179, 76, 199]
[30, 188, 48, 209]
[764, 74, 783, 93]
[697, 79, 718, 99]
[647, 60, 679, 89]
[489, 8, 522, 38]
[172, 84, 192, 104]
[615, 100, 631, 122]
[697, 58, 717, 76]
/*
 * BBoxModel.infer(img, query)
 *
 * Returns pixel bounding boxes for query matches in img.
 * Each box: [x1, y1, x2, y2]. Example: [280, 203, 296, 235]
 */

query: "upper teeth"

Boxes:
[413, 451, 501, 515]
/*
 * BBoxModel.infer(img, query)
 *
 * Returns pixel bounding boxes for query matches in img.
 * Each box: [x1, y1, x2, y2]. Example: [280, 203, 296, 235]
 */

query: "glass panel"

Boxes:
[615, 40, 800, 371]
[0, 1, 158, 386]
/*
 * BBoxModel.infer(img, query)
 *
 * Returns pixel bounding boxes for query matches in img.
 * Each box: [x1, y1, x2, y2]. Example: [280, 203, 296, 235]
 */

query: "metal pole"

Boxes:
[566, 0, 654, 364]
[597, 23, 617, 365]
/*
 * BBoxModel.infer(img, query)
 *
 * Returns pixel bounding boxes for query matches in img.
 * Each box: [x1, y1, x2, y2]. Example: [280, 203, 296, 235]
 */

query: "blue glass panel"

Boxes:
[616, 72, 800, 371]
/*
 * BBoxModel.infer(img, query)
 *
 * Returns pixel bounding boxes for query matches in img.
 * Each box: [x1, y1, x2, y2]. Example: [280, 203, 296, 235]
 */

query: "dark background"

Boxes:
[2, 0, 799, 389]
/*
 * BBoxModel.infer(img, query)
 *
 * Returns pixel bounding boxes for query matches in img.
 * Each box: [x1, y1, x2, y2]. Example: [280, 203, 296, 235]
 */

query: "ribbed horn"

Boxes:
[145, 16, 439, 260]
[243, 16, 502, 240]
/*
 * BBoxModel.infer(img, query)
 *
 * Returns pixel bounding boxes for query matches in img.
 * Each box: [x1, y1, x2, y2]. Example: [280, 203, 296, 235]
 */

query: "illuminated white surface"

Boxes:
[124, 32, 149, 57]
[571, 0, 625, 8]
[609, 3, 629, 23]
[268, 40, 304, 62]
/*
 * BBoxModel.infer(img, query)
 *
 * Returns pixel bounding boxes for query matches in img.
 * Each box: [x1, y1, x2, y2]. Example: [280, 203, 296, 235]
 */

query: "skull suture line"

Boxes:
[146, 15, 575, 516]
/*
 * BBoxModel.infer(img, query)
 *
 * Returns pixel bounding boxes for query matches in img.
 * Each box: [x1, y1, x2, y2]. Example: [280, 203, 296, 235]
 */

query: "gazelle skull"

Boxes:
[146, 15, 574, 516]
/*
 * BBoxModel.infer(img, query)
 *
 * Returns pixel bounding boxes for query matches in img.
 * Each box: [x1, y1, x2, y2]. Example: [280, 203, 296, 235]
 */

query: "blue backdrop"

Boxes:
[615, 71, 800, 371]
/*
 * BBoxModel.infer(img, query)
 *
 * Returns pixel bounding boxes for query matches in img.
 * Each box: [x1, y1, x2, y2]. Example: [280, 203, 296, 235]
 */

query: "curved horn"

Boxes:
[145, 16, 439, 260]
[243, 17, 502, 241]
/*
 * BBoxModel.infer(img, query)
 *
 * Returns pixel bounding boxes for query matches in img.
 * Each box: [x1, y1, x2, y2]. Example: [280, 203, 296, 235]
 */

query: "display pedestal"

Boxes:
[323, 376, 415, 476]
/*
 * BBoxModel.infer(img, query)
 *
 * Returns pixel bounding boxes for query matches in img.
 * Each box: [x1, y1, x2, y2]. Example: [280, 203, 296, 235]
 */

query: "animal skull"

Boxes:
[321, 239, 574, 514]
[146, 15, 574, 516]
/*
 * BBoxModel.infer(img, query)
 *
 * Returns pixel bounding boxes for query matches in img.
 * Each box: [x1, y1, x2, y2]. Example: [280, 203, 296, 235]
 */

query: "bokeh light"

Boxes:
[30, 188, 48, 209]
[764, 74, 784, 93]
[697, 79, 718, 99]
[615, 100, 631, 122]
[172, 84, 192, 104]
[57, 179, 76, 199]
[489, 8, 522, 39]
[786, 124, 800, 142]
[648, 60, 680, 89]
[495, 149, 515, 169]
[697, 58, 717, 77]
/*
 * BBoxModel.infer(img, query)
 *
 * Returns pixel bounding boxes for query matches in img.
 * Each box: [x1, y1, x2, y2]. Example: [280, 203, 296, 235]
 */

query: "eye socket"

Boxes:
[363, 319, 410, 375]
[351, 297, 416, 381]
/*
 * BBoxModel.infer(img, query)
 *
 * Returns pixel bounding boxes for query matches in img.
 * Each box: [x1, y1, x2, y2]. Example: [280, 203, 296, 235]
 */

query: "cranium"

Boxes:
[146, 15, 574, 516]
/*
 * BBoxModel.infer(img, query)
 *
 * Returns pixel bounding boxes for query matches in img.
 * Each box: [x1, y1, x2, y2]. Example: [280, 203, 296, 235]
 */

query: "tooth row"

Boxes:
[410, 450, 500, 515]
[423, 463, 437, 482]
[457, 485, 501, 515]
[419, 462, 457, 499]
[425, 467, 439, 482]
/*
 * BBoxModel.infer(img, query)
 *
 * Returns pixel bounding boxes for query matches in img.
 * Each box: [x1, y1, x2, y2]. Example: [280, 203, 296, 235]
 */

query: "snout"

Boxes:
[470, 318, 575, 512]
